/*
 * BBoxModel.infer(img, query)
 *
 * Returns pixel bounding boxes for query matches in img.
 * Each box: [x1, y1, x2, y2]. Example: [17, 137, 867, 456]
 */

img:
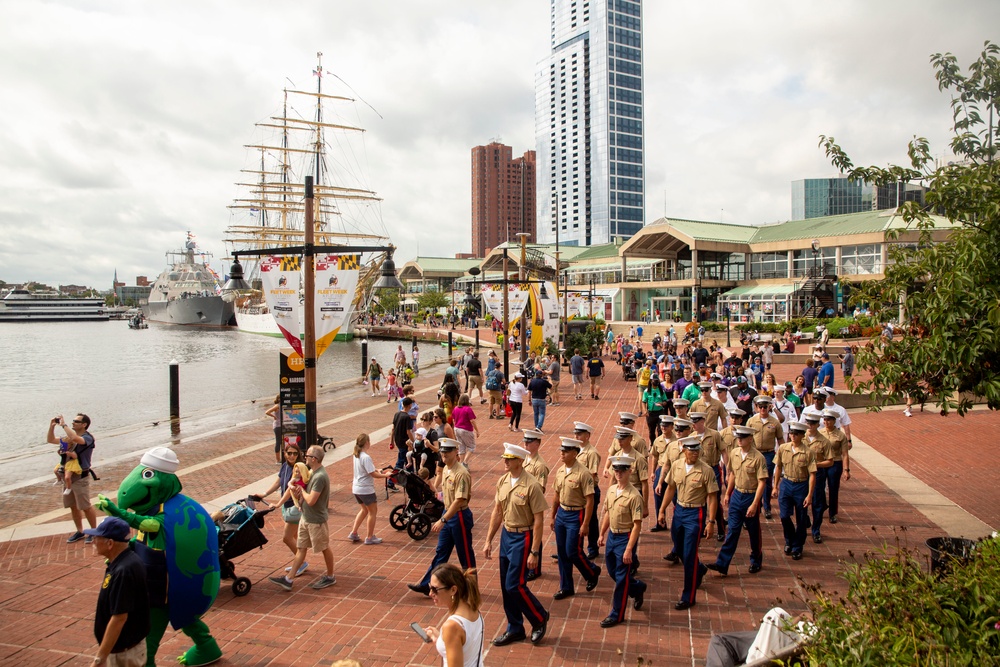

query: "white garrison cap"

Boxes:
[141, 447, 179, 474]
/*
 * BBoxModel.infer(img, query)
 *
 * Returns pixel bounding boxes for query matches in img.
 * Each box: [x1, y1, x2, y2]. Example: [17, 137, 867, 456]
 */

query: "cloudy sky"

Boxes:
[0, 0, 996, 289]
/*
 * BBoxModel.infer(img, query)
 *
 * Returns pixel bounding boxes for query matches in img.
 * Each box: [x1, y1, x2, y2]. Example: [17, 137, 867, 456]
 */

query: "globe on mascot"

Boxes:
[97, 447, 222, 666]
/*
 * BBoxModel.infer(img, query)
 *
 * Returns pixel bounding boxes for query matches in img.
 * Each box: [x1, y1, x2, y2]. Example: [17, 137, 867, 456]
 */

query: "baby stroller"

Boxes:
[622, 353, 638, 381]
[388, 467, 445, 541]
[216, 496, 276, 596]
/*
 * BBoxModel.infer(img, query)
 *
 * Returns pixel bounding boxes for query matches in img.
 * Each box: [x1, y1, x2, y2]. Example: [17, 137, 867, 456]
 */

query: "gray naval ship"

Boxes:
[142, 233, 235, 326]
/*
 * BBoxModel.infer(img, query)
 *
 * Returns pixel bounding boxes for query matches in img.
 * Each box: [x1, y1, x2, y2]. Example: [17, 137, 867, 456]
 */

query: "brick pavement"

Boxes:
[0, 350, 977, 667]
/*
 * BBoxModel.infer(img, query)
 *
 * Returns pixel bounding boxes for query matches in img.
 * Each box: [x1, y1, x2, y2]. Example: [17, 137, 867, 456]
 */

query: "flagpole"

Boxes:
[303, 176, 317, 449]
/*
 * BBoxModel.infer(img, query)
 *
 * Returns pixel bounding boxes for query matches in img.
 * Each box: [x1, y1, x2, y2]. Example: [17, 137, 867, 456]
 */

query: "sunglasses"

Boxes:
[284, 450, 299, 455]
[72, 419, 84, 424]
[429, 585, 447, 595]
[304, 455, 318, 460]
[612, 466, 630, 472]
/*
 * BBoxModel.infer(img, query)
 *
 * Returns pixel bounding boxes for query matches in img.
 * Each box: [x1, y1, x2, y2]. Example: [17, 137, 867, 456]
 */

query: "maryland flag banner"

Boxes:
[314, 254, 360, 358]
[260, 255, 303, 356]
[480, 283, 530, 323]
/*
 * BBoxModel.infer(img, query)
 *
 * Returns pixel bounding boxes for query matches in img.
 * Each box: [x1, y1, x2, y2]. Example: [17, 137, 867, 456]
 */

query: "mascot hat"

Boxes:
[141, 447, 179, 474]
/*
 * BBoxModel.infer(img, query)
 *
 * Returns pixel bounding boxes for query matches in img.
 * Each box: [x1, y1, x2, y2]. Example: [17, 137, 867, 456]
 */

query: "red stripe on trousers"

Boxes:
[518, 531, 544, 625]
[577, 509, 596, 578]
[691, 506, 704, 603]
[457, 510, 473, 568]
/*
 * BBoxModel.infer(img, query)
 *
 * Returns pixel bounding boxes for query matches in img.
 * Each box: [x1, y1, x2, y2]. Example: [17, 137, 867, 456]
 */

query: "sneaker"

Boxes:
[903, 409, 912, 417]
[269, 575, 293, 591]
[85, 535, 94, 545]
[364, 536, 383, 545]
[311, 575, 337, 590]
[66, 532, 85, 544]
[62, 488, 72, 496]
[285, 561, 310, 577]
[347, 532, 361, 542]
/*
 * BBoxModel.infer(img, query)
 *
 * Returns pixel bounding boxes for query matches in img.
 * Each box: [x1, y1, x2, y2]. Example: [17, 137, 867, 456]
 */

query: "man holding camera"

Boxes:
[47, 413, 98, 543]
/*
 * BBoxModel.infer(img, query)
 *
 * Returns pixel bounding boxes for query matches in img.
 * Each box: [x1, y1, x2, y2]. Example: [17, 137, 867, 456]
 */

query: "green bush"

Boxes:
[702, 321, 728, 332]
[804, 534, 1000, 665]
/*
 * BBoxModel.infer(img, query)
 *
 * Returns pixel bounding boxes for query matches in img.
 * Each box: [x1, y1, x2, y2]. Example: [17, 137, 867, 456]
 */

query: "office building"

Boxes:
[792, 177, 926, 220]
[535, 0, 645, 247]
[471, 142, 536, 258]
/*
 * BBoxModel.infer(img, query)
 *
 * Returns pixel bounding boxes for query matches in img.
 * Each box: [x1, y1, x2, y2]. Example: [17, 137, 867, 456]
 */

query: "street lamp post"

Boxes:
[227, 176, 402, 449]
[811, 238, 820, 315]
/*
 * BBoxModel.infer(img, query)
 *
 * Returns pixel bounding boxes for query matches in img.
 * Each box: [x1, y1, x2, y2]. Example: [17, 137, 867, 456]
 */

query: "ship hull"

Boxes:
[235, 307, 356, 340]
[143, 296, 235, 326]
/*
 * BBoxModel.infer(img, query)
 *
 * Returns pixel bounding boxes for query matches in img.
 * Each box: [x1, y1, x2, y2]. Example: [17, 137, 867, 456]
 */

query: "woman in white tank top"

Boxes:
[423, 563, 484, 667]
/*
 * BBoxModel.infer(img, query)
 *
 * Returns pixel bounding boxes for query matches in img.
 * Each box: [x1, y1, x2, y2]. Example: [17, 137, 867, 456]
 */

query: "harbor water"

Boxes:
[0, 321, 448, 487]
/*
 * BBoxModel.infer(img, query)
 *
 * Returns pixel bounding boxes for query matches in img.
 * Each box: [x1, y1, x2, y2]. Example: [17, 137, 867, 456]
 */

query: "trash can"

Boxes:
[925, 537, 976, 575]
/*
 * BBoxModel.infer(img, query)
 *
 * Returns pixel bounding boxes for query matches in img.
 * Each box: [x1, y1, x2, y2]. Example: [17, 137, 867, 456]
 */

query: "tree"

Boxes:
[372, 288, 400, 315]
[417, 289, 449, 311]
[820, 41, 1000, 414]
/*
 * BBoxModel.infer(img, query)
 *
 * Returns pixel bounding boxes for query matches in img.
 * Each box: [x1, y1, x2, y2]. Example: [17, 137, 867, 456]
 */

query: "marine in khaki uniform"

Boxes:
[707, 425, 768, 576]
[551, 437, 601, 599]
[772, 424, 816, 560]
[573, 421, 603, 560]
[596, 455, 647, 628]
[691, 381, 729, 431]
[690, 411, 727, 541]
[719, 407, 748, 455]
[656, 417, 694, 563]
[805, 418, 834, 544]
[649, 415, 674, 531]
[483, 443, 550, 646]
[657, 436, 719, 610]
[746, 396, 784, 519]
[607, 412, 649, 460]
[820, 410, 851, 525]
[520, 429, 549, 580]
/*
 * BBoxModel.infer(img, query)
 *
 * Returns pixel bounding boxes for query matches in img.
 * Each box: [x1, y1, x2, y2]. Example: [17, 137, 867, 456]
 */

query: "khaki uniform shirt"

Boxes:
[727, 446, 768, 493]
[616, 448, 648, 493]
[651, 434, 671, 468]
[806, 432, 833, 464]
[577, 445, 601, 479]
[691, 396, 728, 431]
[821, 427, 849, 461]
[747, 414, 782, 453]
[523, 454, 550, 491]
[719, 425, 740, 455]
[554, 460, 596, 508]
[698, 428, 726, 467]
[604, 483, 643, 533]
[496, 472, 548, 530]
[442, 463, 472, 508]
[776, 443, 817, 482]
[666, 458, 719, 506]
[659, 438, 684, 470]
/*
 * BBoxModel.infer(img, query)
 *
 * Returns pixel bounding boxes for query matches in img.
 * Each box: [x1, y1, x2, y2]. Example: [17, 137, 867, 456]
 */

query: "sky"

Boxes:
[0, 0, 997, 289]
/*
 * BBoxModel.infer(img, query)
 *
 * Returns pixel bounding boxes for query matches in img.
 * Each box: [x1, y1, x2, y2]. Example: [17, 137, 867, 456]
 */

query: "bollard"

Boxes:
[169, 359, 180, 420]
[361, 339, 369, 377]
[411, 335, 417, 352]
[475, 329, 480, 350]
[448, 331, 453, 359]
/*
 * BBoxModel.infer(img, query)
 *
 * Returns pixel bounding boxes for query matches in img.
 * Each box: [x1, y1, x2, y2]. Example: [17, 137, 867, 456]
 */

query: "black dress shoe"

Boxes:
[407, 583, 430, 596]
[633, 589, 644, 610]
[675, 600, 694, 611]
[530, 613, 549, 643]
[764, 510, 773, 520]
[553, 589, 575, 600]
[550, 553, 559, 560]
[586, 551, 600, 560]
[748, 563, 762, 574]
[705, 562, 727, 577]
[526, 571, 540, 582]
[783, 545, 792, 555]
[662, 552, 679, 563]
[600, 615, 620, 628]
[649, 525, 666, 533]
[829, 515, 838, 524]
[586, 567, 602, 591]
[492, 631, 527, 647]
[813, 534, 823, 544]
[792, 551, 803, 560]
[716, 533, 726, 542]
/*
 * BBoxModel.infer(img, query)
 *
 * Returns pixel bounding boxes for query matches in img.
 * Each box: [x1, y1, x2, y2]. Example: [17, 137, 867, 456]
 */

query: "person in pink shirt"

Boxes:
[451, 394, 480, 470]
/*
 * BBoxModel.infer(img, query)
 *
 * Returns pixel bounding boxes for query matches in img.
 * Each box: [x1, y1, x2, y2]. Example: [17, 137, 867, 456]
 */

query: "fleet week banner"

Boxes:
[260, 255, 303, 356]
[314, 254, 360, 358]
[564, 291, 584, 319]
[480, 283, 530, 323]
[529, 281, 560, 352]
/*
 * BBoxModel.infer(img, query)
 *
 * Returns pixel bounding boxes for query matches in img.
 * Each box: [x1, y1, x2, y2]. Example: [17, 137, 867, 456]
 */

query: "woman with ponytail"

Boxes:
[423, 563, 484, 667]
[347, 433, 393, 545]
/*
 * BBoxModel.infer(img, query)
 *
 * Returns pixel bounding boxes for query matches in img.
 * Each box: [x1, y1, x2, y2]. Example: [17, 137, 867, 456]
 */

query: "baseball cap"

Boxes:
[83, 517, 131, 542]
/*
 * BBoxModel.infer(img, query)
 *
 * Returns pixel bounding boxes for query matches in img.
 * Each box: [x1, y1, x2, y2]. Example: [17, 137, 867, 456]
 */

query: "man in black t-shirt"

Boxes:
[390, 398, 415, 486]
[587, 351, 606, 400]
[692, 344, 710, 368]
[465, 352, 485, 403]
[86, 517, 150, 665]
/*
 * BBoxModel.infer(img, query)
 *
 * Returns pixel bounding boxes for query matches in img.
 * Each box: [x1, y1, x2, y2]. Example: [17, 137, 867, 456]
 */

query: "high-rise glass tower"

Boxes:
[535, 0, 645, 246]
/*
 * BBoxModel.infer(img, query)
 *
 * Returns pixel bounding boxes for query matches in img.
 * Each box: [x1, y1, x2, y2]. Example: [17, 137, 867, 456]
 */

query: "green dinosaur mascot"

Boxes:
[98, 447, 222, 666]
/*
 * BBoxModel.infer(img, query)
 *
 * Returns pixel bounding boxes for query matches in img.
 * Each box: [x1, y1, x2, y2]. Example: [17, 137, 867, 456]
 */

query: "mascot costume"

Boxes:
[98, 447, 222, 666]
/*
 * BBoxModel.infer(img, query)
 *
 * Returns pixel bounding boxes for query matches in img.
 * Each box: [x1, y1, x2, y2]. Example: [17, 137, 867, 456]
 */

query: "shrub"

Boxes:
[803, 533, 1000, 666]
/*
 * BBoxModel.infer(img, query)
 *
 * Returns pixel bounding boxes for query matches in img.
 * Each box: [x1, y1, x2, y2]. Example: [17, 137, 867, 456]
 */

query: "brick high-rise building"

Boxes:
[471, 142, 536, 257]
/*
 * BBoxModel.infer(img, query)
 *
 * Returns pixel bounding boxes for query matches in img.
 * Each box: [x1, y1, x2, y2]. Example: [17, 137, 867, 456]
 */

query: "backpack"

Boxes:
[485, 371, 501, 391]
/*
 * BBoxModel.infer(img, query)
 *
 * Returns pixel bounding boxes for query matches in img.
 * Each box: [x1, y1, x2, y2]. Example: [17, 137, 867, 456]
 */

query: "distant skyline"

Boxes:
[0, 1, 996, 287]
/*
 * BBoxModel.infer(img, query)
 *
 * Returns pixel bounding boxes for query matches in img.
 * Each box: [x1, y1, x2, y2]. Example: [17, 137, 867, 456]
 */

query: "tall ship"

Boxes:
[0, 289, 109, 322]
[143, 233, 236, 326]
[223, 53, 390, 341]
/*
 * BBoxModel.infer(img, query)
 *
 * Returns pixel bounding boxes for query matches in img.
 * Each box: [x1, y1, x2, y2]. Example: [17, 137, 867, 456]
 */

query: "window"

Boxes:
[841, 244, 882, 275]
[750, 252, 788, 280]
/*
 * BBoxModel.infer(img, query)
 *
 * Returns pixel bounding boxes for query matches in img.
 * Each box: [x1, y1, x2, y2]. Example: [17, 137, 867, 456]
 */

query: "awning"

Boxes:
[719, 284, 802, 299]
[400, 298, 418, 306]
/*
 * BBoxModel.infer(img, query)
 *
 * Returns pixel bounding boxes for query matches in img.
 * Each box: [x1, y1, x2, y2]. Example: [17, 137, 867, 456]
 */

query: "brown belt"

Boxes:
[677, 501, 703, 508]
[736, 488, 757, 494]
[609, 529, 632, 534]
[782, 476, 807, 482]
[504, 525, 532, 533]
[560, 505, 585, 511]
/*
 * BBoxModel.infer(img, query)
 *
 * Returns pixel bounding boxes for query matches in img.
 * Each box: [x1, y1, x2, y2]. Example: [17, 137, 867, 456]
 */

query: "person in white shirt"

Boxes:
[822, 388, 852, 444]
[772, 385, 798, 440]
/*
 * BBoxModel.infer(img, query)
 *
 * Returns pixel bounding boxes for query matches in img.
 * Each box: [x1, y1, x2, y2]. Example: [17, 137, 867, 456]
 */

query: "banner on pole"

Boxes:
[260, 256, 303, 355]
[480, 283, 530, 322]
[314, 254, 360, 358]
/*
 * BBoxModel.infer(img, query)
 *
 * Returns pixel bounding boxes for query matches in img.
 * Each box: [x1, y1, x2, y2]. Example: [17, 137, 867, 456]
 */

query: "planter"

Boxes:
[925, 537, 977, 575]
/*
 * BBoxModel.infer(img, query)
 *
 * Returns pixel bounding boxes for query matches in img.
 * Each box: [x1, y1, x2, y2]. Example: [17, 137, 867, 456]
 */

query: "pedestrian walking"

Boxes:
[521, 429, 549, 580]
[482, 443, 549, 646]
[597, 454, 647, 627]
[257, 445, 310, 578]
[347, 434, 394, 545]
[551, 438, 601, 601]
[527, 370, 552, 432]
[451, 394, 480, 469]
[421, 563, 485, 667]
[773, 424, 816, 560]
[706, 426, 767, 577]
[409, 439, 477, 595]
[506, 372, 526, 431]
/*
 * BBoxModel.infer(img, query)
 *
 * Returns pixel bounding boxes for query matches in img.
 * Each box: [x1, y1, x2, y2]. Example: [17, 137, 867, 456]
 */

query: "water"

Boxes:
[0, 321, 448, 486]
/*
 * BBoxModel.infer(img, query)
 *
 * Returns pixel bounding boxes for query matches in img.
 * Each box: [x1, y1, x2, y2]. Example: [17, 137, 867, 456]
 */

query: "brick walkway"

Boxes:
[0, 350, 992, 666]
